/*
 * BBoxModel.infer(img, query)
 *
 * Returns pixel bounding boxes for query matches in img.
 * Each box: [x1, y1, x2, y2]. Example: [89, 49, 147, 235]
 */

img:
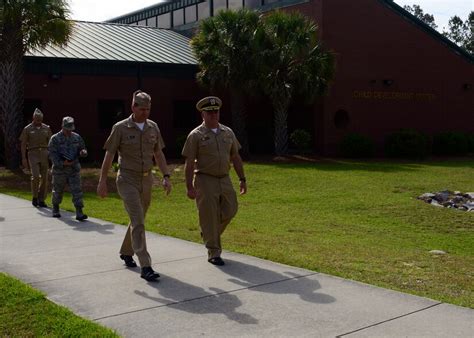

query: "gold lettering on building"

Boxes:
[352, 91, 436, 101]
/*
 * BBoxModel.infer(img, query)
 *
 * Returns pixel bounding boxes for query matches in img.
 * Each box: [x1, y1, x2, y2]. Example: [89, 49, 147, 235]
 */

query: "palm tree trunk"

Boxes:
[273, 94, 290, 156]
[0, 58, 24, 169]
[230, 89, 249, 158]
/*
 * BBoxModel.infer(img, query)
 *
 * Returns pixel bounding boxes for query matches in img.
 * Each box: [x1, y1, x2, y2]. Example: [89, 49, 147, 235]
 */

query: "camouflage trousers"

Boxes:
[51, 168, 83, 208]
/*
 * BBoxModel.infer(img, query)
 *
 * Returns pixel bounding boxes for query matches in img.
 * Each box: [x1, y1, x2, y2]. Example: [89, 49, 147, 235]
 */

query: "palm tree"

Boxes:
[0, 0, 72, 169]
[191, 9, 260, 158]
[257, 11, 335, 156]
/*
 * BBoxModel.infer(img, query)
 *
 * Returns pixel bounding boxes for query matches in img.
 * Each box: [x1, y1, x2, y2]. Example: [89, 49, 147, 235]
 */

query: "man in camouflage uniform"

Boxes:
[97, 90, 172, 282]
[48, 116, 88, 221]
[20, 108, 52, 207]
[182, 96, 247, 266]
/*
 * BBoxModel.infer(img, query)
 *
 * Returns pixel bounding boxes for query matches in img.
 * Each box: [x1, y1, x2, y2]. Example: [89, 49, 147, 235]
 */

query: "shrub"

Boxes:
[290, 129, 312, 153]
[384, 129, 428, 159]
[432, 131, 469, 156]
[339, 133, 375, 158]
[468, 134, 474, 153]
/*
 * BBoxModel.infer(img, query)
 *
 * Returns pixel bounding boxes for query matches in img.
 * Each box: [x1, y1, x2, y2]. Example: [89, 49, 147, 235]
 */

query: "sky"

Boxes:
[69, 0, 472, 31]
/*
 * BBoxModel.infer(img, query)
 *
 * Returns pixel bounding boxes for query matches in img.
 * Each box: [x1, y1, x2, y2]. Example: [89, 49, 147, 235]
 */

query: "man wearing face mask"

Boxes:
[97, 90, 172, 282]
[182, 96, 247, 266]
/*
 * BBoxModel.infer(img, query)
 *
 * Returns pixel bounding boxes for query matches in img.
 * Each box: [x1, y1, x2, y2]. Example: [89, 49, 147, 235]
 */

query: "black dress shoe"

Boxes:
[120, 254, 137, 268]
[32, 198, 38, 207]
[141, 266, 160, 281]
[208, 257, 225, 266]
[76, 214, 88, 221]
[38, 201, 48, 208]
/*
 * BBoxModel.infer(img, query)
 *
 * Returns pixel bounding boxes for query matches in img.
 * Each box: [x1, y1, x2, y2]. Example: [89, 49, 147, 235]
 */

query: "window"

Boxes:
[198, 0, 210, 20]
[138, 19, 147, 26]
[229, 0, 243, 10]
[173, 100, 200, 129]
[185, 5, 197, 24]
[213, 0, 227, 14]
[334, 110, 350, 129]
[98, 100, 125, 130]
[245, 0, 262, 8]
[158, 13, 171, 28]
[148, 16, 158, 27]
[173, 8, 184, 26]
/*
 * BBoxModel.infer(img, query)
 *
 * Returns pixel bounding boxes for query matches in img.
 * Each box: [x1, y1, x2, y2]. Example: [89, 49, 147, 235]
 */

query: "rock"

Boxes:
[429, 250, 446, 255]
[465, 192, 474, 199]
[418, 193, 435, 199]
[430, 200, 443, 207]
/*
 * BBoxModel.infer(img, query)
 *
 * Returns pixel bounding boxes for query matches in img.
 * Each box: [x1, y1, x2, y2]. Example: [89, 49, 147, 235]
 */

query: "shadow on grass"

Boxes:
[248, 158, 474, 173]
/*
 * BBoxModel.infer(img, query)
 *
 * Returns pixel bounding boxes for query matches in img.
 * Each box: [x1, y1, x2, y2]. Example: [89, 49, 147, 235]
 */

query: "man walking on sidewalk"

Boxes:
[20, 108, 52, 207]
[48, 116, 88, 220]
[97, 90, 172, 282]
[182, 96, 247, 266]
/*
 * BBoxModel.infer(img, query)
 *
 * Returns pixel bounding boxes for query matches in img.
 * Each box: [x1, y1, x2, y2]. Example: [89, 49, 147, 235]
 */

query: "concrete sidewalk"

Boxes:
[1, 193, 472, 337]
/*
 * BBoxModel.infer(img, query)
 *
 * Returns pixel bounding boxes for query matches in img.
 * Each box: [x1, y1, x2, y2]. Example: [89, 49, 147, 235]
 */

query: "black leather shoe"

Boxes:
[76, 214, 88, 221]
[52, 205, 61, 218]
[32, 198, 38, 207]
[38, 201, 48, 208]
[141, 266, 160, 281]
[120, 254, 137, 268]
[208, 257, 225, 266]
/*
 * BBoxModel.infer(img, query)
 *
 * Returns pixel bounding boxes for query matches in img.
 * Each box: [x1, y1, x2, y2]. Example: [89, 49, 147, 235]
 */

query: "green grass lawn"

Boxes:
[0, 273, 118, 337]
[1, 158, 473, 310]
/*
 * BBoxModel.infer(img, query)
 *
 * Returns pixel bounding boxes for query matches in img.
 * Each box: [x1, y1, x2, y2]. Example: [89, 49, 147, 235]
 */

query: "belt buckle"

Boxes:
[143, 172, 149, 177]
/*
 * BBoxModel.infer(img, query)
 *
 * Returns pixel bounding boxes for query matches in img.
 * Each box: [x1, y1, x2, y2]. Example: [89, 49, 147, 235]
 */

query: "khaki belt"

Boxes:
[196, 172, 228, 179]
[119, 168, 151, 176]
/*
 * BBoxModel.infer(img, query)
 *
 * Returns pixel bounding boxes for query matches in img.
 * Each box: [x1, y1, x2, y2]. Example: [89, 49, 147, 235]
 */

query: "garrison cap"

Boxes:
[196, 96, 222, 112]
[33, 108, 43, 118]
[133, 90, 151, 107]
[62, 116, 75, 130]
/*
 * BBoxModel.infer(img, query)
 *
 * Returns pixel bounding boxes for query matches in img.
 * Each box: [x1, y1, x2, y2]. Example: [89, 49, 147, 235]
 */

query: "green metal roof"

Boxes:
[26, 21, 197, 65]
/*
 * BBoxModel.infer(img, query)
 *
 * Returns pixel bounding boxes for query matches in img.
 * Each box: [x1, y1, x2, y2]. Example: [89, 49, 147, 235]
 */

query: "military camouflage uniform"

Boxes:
[48, 131, 86, 208]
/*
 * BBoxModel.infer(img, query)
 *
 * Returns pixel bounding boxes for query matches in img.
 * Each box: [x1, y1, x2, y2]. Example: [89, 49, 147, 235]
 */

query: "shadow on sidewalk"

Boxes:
[221, 259, 335, 304]
[35, 207, 116, 235]
[134, 276, 259, 325]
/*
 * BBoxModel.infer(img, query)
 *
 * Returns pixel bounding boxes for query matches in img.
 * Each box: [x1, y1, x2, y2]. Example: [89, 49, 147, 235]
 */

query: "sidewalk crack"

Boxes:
[336, 302, 443, 337]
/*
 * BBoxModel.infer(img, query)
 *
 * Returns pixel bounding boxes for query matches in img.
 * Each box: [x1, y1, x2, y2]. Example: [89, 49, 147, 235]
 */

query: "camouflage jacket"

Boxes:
[48, 131, 86, 172]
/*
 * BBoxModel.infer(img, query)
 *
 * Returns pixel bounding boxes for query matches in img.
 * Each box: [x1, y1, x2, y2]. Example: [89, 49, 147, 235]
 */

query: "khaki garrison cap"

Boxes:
[133, 90, 151, 107]
[196, 96, 222, 112]
[62, 116, 75, 130]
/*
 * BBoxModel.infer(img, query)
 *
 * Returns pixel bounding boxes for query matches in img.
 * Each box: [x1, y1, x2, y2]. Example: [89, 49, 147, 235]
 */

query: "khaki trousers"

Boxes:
[194, 174, 238, 259]
[117, 170, 153, 267]
[28, 149, 49, 201]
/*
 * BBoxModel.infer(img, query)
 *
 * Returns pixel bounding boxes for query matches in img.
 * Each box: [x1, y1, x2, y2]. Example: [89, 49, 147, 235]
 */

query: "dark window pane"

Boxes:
[173, 100, 200, 128]
[98, 100, 125, 130]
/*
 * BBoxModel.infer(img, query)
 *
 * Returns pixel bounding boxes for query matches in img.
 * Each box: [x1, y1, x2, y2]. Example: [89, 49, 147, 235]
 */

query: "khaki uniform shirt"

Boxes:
[182, 123, 240, 177]
[104, 115, 165, 172]
[19, 123, 52, 149]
